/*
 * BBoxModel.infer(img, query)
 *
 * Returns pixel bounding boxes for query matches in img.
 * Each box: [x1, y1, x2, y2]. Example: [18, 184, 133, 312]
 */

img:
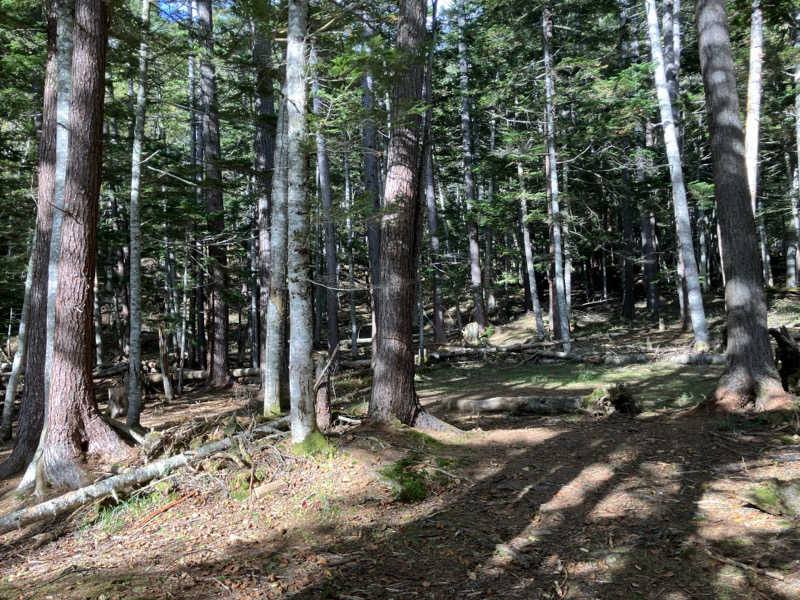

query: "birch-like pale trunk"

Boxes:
[645, 0, 709, 349]
[263, 92, 288, 416]
[310, 44, 339, 356]
[126, 0, 149, 428]
[457, 4, 486, 328]
[1, 235, 35, 440]
[744, 0, 771, 286]
[18, 0, 75, 491]
[343, 150, 358, 357]
[789, 167, 800, 288]
[518, 162, 545, 339]
[543, 5, 570, 350]
[792, 12, 800, 288]
[285, 0, 316, 444]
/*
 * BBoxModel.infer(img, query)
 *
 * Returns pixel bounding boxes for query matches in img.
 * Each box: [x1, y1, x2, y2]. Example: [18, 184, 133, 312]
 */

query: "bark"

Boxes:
[1, 234, 35, 441]
[157, 327, 173, 402]
[285, 0, 316, 444]
[792, 16, 800, 288]
[253, 5, 275, 380]
[38, 0, 129, 491]
[646, 0, 709, 349]
[696, 0, 791, 411]
[457, 3, 487, 328]
[126, 0, 149, 428]
[518, 163, 545, 339]
[423, 2, 446, 346]
[641, 212, 659, 316]
[744, 0, 771, 286]
[369, 0, 449, 431]
[543, 5, 570, 350]
[197, 0, 229, 388]
[310, 44, 339, 356]
[263, 85, 288, 416]
[343, 148, 358, 358]
[788, 168, 800, 288]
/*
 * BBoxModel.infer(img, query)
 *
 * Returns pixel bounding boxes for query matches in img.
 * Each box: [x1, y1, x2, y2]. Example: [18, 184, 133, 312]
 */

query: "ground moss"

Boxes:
[291, 430, 333, 457]
[379, 457, 428, 502]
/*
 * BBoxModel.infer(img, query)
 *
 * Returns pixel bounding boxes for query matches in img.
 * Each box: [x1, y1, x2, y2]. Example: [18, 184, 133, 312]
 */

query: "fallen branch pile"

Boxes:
[0, 416, 289, 537]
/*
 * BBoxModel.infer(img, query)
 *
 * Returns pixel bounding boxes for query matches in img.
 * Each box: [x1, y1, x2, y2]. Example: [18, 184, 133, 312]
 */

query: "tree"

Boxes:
[285, 0, 316, 443]
[645, 0, 708, 349]
[38, 0, 130, 489]
[126, 0, 150, 428]
[457, 1, 487, 328]
[369, 0, 448, 431]
[197, 0, 229, 388]
[696, 0, 792, 411]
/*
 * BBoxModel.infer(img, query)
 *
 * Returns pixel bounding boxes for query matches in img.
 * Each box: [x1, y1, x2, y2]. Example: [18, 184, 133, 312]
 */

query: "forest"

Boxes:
[1, 0, 800, 597]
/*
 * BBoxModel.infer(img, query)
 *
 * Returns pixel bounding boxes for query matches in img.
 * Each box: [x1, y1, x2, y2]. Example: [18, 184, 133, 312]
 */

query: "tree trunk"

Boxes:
[369, 0, 448, 431]
[126, 0, 149, 428]
[458, 3, 487, 328]
[285, 0, 316, 444]
[1, 234, 35, 441]
[518, 163, 545, 338]
[696, 0, 791, 411]
[197, 0, 229, 388]
[263, 87, 288, 416]
[344, 148, 359, 357]
[641, 212, 659, 316]
[645, 0, 709, 349]
[744, 0, 771, 287]
[39, 0, 129, 490]
[792, 16, 800, 287]
[252, 5, 275, 376]
[310, 44, 339, 357]
[0, 6, 56, 478]
[543, 4, 570, 350]
[788, 167, 800, 288]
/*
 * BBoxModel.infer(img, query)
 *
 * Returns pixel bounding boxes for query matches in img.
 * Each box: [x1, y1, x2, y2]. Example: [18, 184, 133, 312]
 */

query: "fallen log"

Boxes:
[444, 395, 583, 414]
[0, 416, 289, 537]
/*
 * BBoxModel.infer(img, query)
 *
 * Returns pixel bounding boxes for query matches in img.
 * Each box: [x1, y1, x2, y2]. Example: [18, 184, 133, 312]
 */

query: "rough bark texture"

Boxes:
[285, 0, 316, 444]
[197, 0, 229, 388]
[696, 0, 791, 411]
[369, 0, 448, 430]
[0, 2, 57, 480]
[40, 0, 130, 490]
[518, 163, 545, 339]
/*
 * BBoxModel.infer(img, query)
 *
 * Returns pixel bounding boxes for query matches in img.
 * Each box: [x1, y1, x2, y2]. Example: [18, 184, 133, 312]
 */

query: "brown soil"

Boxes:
[1, 314, 800, 599]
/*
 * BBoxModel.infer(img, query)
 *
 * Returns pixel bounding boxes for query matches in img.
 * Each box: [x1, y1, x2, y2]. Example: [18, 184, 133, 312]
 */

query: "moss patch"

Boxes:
[291, 430, 334, 457]
[379, 456, 428, 502]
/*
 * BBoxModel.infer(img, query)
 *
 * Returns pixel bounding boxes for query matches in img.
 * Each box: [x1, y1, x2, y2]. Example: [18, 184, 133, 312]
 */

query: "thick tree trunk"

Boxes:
[646, 0, 709, 349]
[285, 0, 316, 444]
[126, 0, 149, 428]
[310, 44, 339, 356]
[696, 0, 791, 411]
[197, 0, 229, 388]
[39, 0, 129, 490]
[543, 5, 570, 350]
[263, 89, 288, 416]
[0, 7, 57, 478]
[369, 0, 449, 431]
[458, 4, 487, 328]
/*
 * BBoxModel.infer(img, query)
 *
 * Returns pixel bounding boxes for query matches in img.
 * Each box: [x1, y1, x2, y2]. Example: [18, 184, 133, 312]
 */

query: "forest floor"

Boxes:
[1, 296, 800, 599]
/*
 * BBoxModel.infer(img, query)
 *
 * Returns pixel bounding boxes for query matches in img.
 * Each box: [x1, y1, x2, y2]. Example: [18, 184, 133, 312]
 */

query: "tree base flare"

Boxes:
[702, 376, 797, 414]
